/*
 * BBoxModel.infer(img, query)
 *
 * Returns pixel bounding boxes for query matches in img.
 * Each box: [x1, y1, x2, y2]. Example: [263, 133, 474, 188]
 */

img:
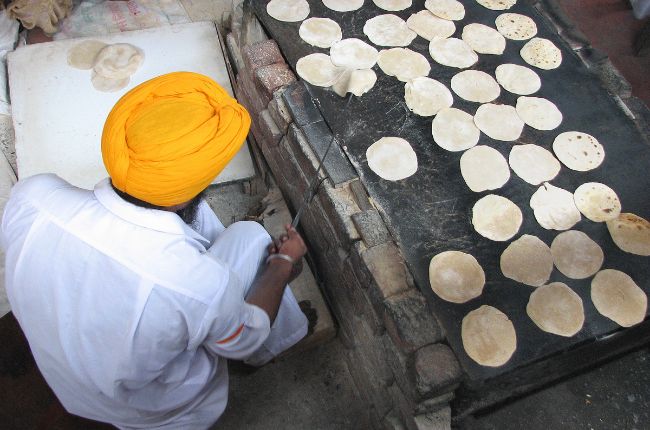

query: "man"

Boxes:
[1, 72, 308, 428]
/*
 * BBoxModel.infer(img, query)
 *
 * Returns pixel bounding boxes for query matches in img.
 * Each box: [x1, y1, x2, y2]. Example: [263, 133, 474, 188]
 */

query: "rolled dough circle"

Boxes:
[461, 23, 506, 55]
[266, 0, 310, 22]
[500, 234, 553, 286]
[472, 194, 523, 241]
[460, 146, 510, 192]
[591, 269, 648, 327]
[323, 0, 364, 12]
[93, 43, 144, 80]
[299, 18, 342, 48]
[378, 48, 431, 82]
[364, 14, 417, 47]
[330, 38, 379, 69]
[606, 213, 650, 256]
[91, 71, 130, 92]
[428, 251, 485, 303]
[495, 13, 537, 40]
[332, 69, 377, 97]
[573, 182, 621, 222]
[372, 0, 412, 11]
[509, 144, 561, 185]
[67, 40, 108, 70]
[521, 37, 562, 70]
[474, 103, 524, 141]
[462, 305, 517, 367]
[425, 0, 465, 20]
[530, 182, 581, 230]
[431, 108, 480, 152]
[477, 0, 516, 10]
[404, 77, 453, 116]
[429, 37, 478, 69]
[407, 10, 456, 41]
[552, 131, 604, 172]
[527, 282, 584, 337]
[515, 96, 563, 130]
[495, 63, 541, 95]
[296, 53, 345, 87]
[366, 137, 418, 181]
[451, 70, 501, 103]
[551, 230, 604, 279]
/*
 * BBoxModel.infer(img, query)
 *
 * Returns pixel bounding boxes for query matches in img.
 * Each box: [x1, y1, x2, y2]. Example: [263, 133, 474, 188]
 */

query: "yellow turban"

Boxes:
[101, 72, 251, 207]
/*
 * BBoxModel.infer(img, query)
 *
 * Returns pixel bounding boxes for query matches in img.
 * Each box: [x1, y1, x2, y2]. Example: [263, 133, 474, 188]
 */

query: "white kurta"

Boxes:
[1, 174, 307, 429]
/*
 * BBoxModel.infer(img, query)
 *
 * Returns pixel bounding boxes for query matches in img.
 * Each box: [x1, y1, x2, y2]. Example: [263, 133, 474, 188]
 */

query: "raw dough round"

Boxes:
[323, 0, 364, 12]
[378, 48, 431, 82]
[299, 18, 342, 48]
[429, 38, 478, 69]
[509, 144, 561, 185]
[367, 137, 418, 181]
[425, 0, 465, 20]
[330, 38, 379, 69]
[429, 251, 485, 303]
[521, 37, 562, 70]
[552, 131, 604, 172]
[477, 0, 517, 10]
[527, 282, 584, 337]
[606, 213, 650, 256]
[407, 10, 456, 41]
[573, 182, 621, 222]
[551, 230, 604, 279]
[472, 194, 523, 241]
[91, 71, 130, 92]
[501, 234, 553, 286]
[67, 40, 108, 70]
[431, 108, 480, 151]
[364, 14, 417, 47]
[460, 146, 510, 192]
[332, 69, 377, 97]
[93, 43, 144, 80]
[462, 305, 516, 367]
[495, 63, 541, 95]
[591, 269, 647, 327]
[372, 0, 412, 11]
[530, 182, 581, 231]
[267, 0, 310, 22]
[451, 70, 501, 103]
[296, 53, 345, 87]
[404, 77, 453, 116]
[495, 13, 537, 40]
[515, 96, 563, 130]
[461, 23, 506, 55]
[474, 103, 524, 141]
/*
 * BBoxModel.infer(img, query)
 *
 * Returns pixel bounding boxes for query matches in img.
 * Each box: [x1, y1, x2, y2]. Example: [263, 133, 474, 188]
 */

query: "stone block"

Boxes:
[349, 179, 374, 211]
[242, 39, 284, 74]
[281, 81, 324, 127]
[300, 120, 358, 187]
[412, 344, 462, 399]
[257, 109, 283, 148]
[254, 63, 296, 101]
[344, 347, 394, 418]
[268, 91, 292, 135]
[317, 183, 361, 248]
[352, 209, 391, 248]
[226, 32, 245, 74]
[236, 72, 268, 117]
[384, 290, 444, 354]
[414, 392, 454, 415]
[354, 241, 411, 309]
[414, 407, 451, 430]
[388, 385, 419, 430]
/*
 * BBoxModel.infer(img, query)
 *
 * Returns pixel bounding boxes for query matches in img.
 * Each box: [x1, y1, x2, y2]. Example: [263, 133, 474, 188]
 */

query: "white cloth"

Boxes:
[1, 174, 307, 429]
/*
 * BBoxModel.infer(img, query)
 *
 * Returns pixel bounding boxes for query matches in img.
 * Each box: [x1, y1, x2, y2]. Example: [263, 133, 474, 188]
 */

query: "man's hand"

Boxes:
[268, 225, 306, 283]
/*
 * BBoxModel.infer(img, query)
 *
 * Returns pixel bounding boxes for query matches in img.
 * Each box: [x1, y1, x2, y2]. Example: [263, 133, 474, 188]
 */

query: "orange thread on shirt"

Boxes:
[216, 324, 245, 344]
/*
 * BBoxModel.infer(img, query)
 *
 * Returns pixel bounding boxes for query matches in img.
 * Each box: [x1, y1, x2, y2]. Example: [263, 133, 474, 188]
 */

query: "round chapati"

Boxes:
[429, 38, 478, 68]
[495, 63, 541, 95]
[462, 305, 516, 367]
[93, 44, 143, 79]
[477, 0, 516, 10]
[461, 23, 506, 55]
[472, 194, 523, 241]
[451, 70, 501, 103]
[429, 251, 485, 303]
[552, 131, 604, 172]
[267, 0, 310, 22]
[364, 14, 417, 47]
[495, 13, 537, 40]
[299, 18, 342, 48]
[530, 182, 581, 230]
[332, 69, 377, 97]
[500, 234, 553, 286]
[367, 137, 418, 181]
[91, 72, 129, 92]
[474, 103, 524, 141]
[515, 96, 563, 131]
[425, 0, 465, 20]
[407, 10, 456, 41]
[296, 53, 345, 87]
[521, 37, 562, 70]
[460, 146, 510, 192]
[573, 182, 621, 222]
[606, 213, 650, 257]
[404, 77, 453, 116]
[330, 38, 379, 69]
[323, 0, 364, 12]
[378, 48, 431, 82]
[592, 269, 647, 327]
[551, 230, 604, 279]
[509, 144, 561, 185]
[373, 0, 412, 11]
[431, 108, 480, 151]
[527, 283, 584, 337]
[67, 40, 108, 70]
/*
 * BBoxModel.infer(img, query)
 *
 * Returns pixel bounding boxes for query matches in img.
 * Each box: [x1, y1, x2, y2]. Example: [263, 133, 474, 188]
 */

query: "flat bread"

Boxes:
[93, 44, 143, 80]
[551, 230, 604, 279]
[591, 269, 647, 327]
[460, 146, 510, 192]
[606, 213, 650, 256]
[515, 96, 563, 130]
[364, 14, 417, 47]
[509, 144, 561, 185]
[332, 69, 377, 97]
[407, 10, 456, 41]
[462, 305, 516, 367]
[472, 194, 523, 241]
[67, 40, 108, 70]
[474, 103, 524, 141]
[477, 0, 516, 10]
[266, 0, 310, 22]
[495, 63, 541, 95]
[323, 0, 364, 11]
[530, 182, 581, 231]
[431, 108, 480, 151]
[425, 0, 465, 20]
[367, 137, 418, 181]
[378, 48, 431, 82]
[429, 38, 478, 68]
[500, 234, 553, 287]
[330, 38, 379, 69]
[573, 182, 621, 222]
[521, 37, 562, 70]
[527, 283, 584, 337]
[461, 23, 506, 55]
[404, 77, 453, 116]
[552, 131, 604, 172]
[495, 13, 537, 40]
[372, 0, 412, 11]
[91, 72, 129, 92]
[451, 70, 500, 103]
[296, 53, 345, 87]
[429, 251, 485, 303]
[299, 18, 342, 48]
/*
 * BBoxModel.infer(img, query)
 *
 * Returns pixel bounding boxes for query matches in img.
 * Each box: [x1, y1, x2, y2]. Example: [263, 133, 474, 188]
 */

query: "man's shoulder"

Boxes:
[10, 174, 78, 202]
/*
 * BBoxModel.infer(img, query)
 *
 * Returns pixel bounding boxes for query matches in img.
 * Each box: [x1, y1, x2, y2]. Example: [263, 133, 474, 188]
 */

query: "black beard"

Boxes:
[176, 192, 205, 226]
